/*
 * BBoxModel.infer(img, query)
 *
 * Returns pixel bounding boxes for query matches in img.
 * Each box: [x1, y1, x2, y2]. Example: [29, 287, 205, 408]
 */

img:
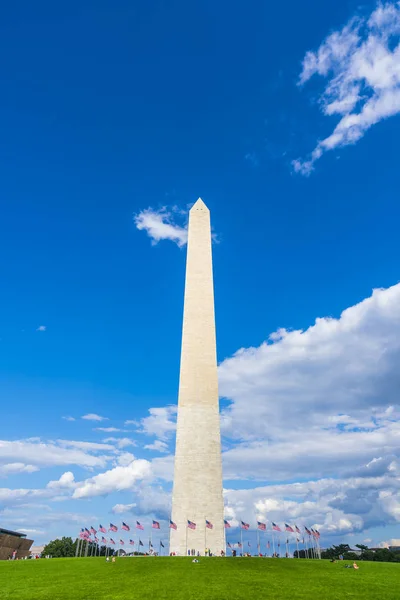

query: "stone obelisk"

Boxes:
[170, 198, 225, 556]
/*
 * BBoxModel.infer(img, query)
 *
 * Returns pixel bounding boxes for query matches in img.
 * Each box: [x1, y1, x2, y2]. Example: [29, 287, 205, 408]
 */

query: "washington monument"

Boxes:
[170, 198, 225, 556]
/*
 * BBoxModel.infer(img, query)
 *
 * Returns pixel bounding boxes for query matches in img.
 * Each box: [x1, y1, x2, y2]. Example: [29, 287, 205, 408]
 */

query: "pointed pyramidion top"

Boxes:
[190, 197, 209, 212]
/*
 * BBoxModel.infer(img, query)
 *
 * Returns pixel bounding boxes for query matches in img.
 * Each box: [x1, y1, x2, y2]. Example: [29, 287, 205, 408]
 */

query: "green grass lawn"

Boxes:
[1, 557, 399, 600]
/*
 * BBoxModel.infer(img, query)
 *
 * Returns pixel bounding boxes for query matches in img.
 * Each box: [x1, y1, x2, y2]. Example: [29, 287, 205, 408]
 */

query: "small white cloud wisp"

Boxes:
[293, 1, 400, 174]
[134, 207, 188, 247]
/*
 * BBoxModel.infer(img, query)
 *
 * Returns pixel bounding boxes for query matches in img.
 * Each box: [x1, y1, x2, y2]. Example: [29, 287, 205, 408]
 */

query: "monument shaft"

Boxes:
[170, 199, 225, 556]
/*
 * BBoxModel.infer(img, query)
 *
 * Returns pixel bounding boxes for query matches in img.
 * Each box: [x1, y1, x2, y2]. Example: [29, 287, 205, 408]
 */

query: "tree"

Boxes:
[42, 537, 77, 558]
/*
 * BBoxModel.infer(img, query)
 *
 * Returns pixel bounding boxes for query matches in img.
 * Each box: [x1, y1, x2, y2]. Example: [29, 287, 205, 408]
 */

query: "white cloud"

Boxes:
[18, 528, 45, 535]
[47, 471, 76, 490]
[36, 325, 46, 332]
[57, 440, 115, 451]
[112, 503, 136, 514]
[224, 465, 400, 536]
[379, 538, 400, 547]
[134, 207, 188, 247]
[72, 458, 152, 499]
[144, 440, 169, 453]
[94, 427, 122, 433]
[0, 439, 110, 469]
[62, 416, 75, 422]
[219, 283, 400, 444]
[81, 414, 108, 421]
[124, 420, 140, 426]
[0, 463, 39, 476]
[103, 437, 137, 449]
[293, 1, 400, 174]
[137, 406, 177, 440]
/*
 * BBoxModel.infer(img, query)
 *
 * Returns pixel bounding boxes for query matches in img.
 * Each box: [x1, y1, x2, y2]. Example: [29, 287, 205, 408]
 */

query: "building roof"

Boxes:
[0, 527, 27, 538]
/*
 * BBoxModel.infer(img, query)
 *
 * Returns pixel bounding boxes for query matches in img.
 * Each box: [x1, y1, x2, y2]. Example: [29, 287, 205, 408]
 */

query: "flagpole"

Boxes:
[257, 528, 260, 556]
[150, 526, 152, 554]
[185, 520, 188, 556]
[204, 518, 207, 556]
[272, 529, 275, 557]
[240, 526, 243, 556]
[296, 536, 299, 558]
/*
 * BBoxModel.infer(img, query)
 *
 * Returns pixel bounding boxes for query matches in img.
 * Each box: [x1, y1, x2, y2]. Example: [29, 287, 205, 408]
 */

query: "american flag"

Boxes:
[119, 539, 125, 545]
[295, 525, 301, 534]
[224, 520, 231, 529]
[84, 528, 91, 536]
[187, 520, 196, 530]
[248, 542, 251, 547]
[110, 539, 115, 545]
[139, 540, 144, 547]
[90, 526, 97, 535]
[152, 520, 160, 530]
[79, 529, 87, 539]
[160, 541, 164, 548]
[109, 523, 118, 532]
[122, 522, 130, 532]
[206, 520, 213, 529]
[272, 522, 281, 532]
[129, 540, 135, 545]
[101, 537, 107, 544]
[169, 520, 177, 530]
[99, 525, 107, 534]
[305, 526, 312, 535]
[257, 521, 266, 531]
[238, 542, 242, 548]
[94, 536, 99, 543]
[227, 542, 231, 548]
[314, 529, 321, 539]
[136, 521, 144, 531]
[241, 521, 250, 530]
[285, 524, 294, 533]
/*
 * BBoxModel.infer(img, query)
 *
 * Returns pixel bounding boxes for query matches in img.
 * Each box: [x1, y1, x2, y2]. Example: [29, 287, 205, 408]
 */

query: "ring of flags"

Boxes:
[77, 519, 321, 559]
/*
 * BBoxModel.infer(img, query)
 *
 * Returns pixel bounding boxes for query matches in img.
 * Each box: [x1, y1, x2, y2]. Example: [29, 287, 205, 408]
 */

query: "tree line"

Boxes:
[41, 537, 145, 558]
[295, 543, 400, 562]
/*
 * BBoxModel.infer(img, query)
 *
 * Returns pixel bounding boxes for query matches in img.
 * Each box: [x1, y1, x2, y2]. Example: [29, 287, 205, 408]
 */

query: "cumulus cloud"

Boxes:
[219, 283, 400, 442]
[112, 503, 136, 514]
[224, 466, 400, 536]
[0, 463, 39, 476]
[47, 471, 76, 490]
[293, 1, 400, 174]
[72, 458, 152, 499]
[62, 416, 75, 422]
[112, 487, 171, 519]
[81, 414, 108, 421]
[134, 207, 188, 247]
[144, 440, 169, 453]
[36, 325, 46, 332]
[137, 406, 177, 440]
[215, 282, 400, 537]
[379, 538, 400, 547]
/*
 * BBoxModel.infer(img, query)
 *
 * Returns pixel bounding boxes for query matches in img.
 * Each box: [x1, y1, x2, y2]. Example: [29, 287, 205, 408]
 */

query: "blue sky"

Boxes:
[1, 0, 400, 551]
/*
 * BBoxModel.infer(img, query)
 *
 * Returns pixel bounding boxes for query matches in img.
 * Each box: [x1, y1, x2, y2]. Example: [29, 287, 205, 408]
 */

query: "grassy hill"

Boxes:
[1, 557, 399, 600]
